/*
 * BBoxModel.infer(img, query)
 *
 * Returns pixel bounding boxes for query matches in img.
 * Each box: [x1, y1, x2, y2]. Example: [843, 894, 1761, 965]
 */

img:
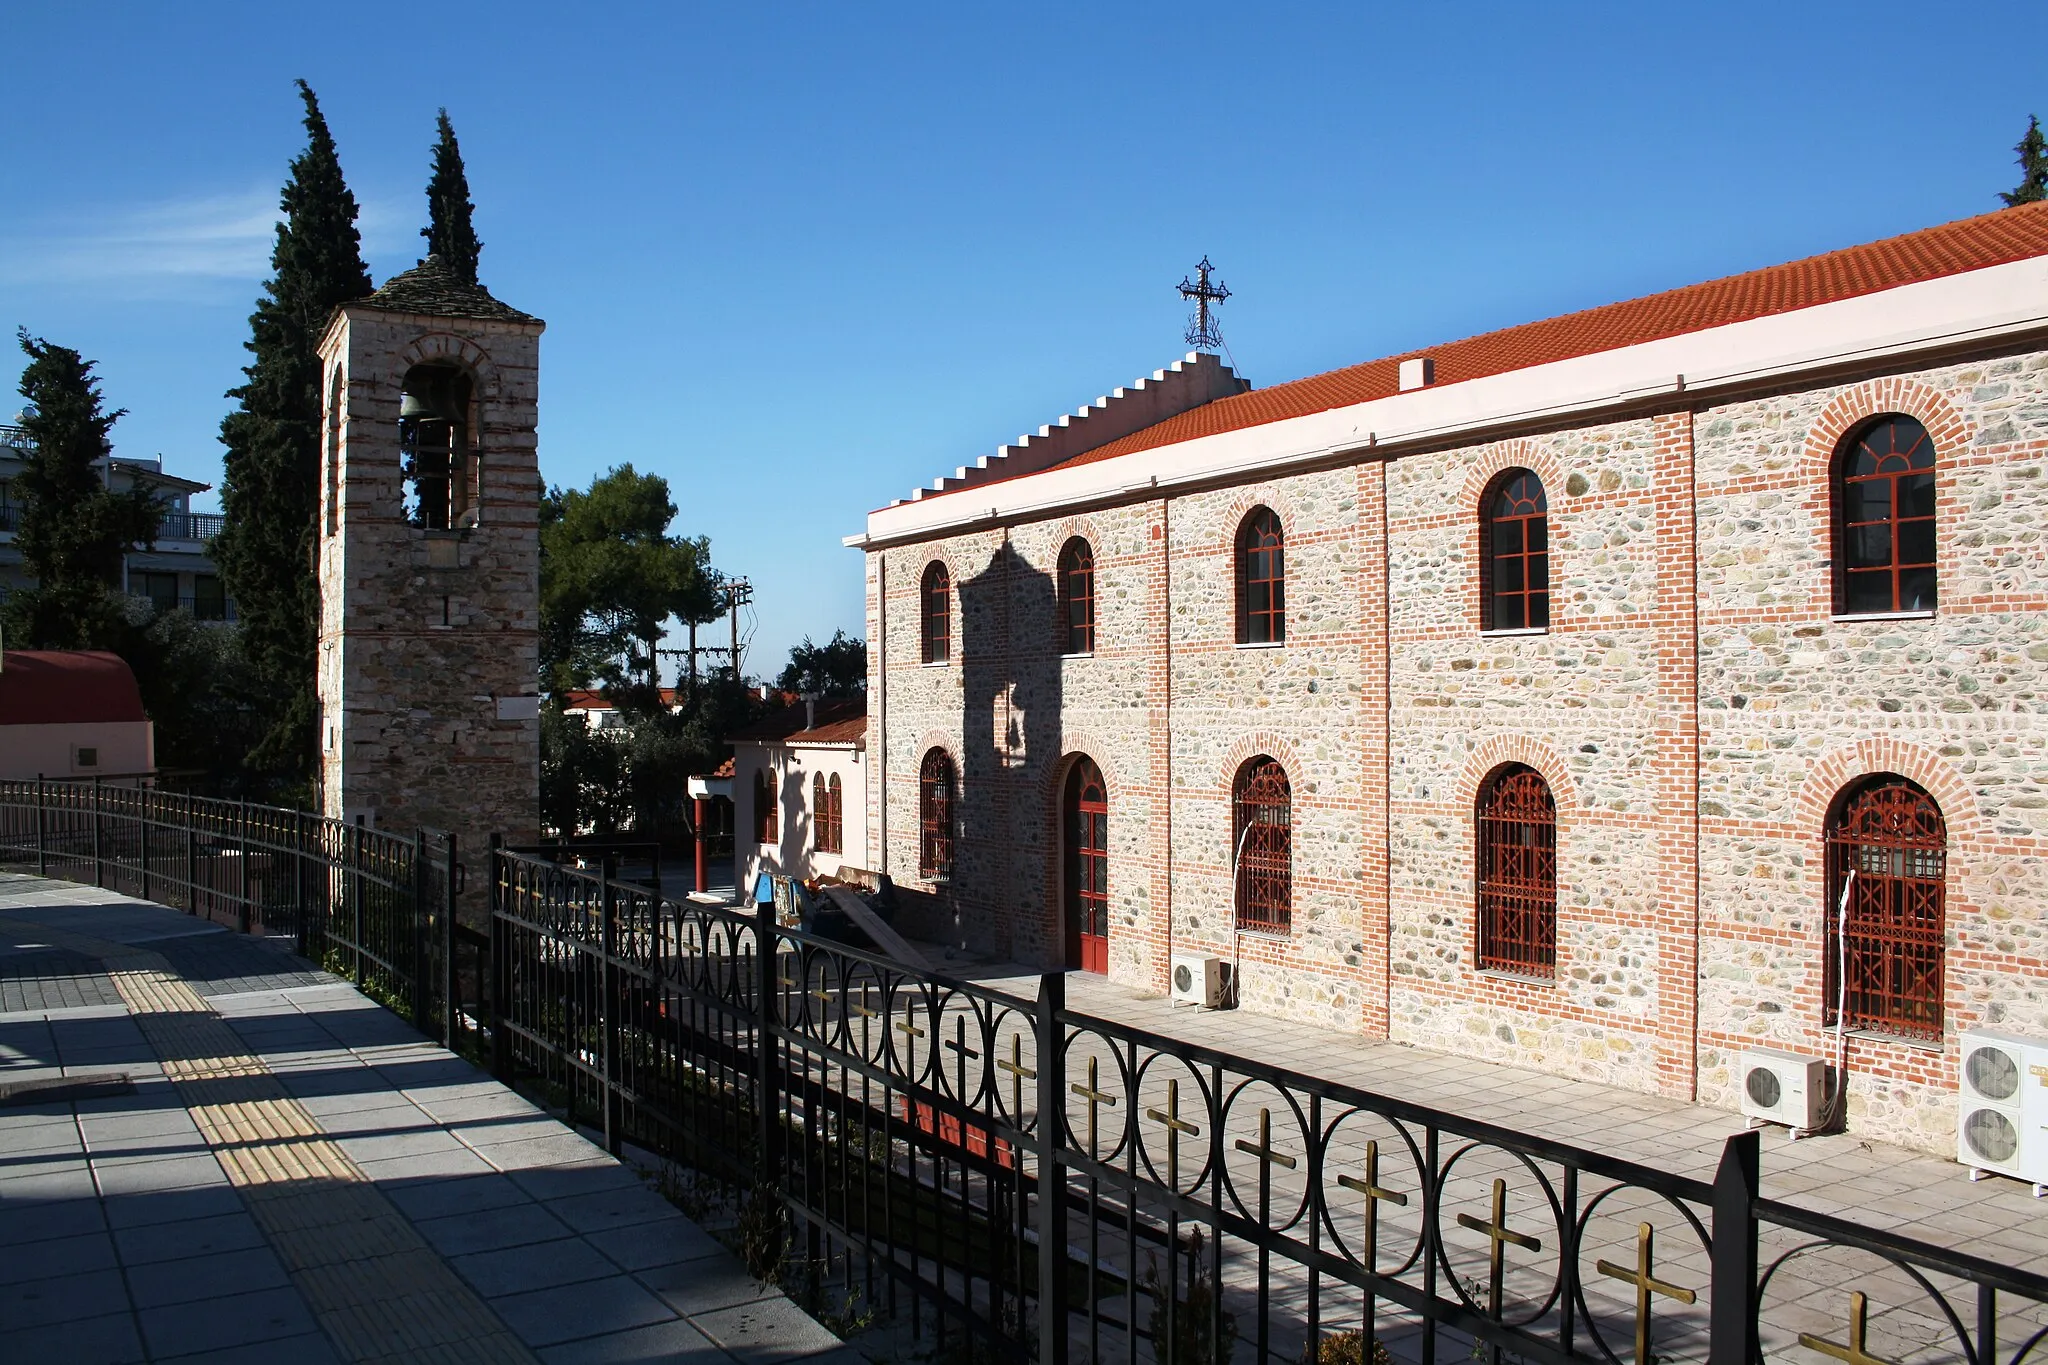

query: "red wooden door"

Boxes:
[1064, 758, 1109, 974]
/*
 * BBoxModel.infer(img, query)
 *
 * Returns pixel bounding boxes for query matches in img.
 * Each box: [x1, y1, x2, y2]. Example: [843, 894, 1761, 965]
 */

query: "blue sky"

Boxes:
[5, 1, 2044, 677]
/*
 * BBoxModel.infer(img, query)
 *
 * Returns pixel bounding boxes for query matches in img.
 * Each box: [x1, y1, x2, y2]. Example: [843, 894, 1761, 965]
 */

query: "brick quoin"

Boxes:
[859, 212, 2048, 1154]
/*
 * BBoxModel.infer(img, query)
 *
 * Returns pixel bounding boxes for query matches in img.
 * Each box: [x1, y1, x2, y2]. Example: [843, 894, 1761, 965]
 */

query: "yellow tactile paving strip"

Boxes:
[2, 915, 539, 1364]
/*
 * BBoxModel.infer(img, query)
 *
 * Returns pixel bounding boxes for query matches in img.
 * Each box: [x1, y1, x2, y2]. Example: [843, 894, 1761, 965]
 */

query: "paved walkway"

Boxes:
[0, 873, 850, 1365]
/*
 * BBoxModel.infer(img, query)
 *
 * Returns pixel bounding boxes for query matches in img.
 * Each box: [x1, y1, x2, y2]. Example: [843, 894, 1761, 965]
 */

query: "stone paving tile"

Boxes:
[692, 1296, 847, 1365]
[0, 877, 852, 1365]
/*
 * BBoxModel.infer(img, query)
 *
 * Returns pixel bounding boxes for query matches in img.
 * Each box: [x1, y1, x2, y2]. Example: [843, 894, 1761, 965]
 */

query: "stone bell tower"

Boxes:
[315, 256, 544, 876]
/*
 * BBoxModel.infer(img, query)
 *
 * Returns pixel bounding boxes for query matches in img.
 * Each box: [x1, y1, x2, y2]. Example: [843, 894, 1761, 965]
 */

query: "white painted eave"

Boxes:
[844, 255, 2048, 550]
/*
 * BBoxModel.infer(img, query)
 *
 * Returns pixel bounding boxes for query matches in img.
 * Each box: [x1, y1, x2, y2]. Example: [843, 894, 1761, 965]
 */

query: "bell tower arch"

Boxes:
[315, 255, 544, 877]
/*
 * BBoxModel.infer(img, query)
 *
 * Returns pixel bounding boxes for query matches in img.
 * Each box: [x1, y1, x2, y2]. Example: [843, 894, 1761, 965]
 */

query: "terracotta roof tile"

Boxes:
[1026, 202, 2048, 478]
[0, 651, 147, 726]
[730, 699, 867, 745]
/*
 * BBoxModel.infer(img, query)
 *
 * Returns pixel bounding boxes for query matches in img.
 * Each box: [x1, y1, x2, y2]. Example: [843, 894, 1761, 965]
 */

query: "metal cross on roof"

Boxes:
[1179, 255, 1231, 351]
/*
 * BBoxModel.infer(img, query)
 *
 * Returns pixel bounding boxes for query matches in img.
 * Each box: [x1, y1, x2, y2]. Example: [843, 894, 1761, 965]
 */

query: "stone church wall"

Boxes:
[863, 340, 2048, 1155]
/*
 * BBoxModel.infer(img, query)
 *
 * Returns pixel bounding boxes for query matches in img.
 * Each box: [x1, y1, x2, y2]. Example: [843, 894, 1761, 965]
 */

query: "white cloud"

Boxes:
[0, 187, 412, 297]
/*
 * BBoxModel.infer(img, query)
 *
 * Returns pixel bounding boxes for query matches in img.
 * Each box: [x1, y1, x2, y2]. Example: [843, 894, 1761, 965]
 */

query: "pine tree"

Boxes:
[422, 108, 482, 284]
[212, 80, 372, 789]
[2, 333, 159, 650]
[2001, 114, 2048, 207]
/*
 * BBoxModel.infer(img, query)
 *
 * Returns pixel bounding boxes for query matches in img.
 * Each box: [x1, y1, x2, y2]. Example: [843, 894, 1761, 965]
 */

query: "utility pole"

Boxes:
[726, 578, 753, 684]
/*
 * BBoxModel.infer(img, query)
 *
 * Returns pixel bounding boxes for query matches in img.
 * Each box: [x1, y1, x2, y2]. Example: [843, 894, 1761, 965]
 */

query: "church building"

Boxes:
[847, 202, 2048, 1153]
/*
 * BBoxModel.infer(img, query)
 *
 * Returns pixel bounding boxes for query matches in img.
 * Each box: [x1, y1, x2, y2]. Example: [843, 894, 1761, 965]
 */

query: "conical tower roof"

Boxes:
[354, 254, 539, 324]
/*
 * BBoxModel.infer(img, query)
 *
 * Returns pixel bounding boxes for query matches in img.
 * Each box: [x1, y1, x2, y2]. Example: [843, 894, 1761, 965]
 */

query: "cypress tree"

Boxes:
[213, 80, 372, 789]
[422, 108, 483, 284]
[2, 332, 159, 650]
[2001, 114, 2048, 207]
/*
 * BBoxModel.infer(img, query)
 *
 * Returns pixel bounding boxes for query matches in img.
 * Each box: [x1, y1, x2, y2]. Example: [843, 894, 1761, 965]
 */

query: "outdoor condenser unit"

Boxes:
[1170, 952, 1232, 1009]
[1958, 1029, 2048, 1195]
[1739, 1047, 1827, 1136]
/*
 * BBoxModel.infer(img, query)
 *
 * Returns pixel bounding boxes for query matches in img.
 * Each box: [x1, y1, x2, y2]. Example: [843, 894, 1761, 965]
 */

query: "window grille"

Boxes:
[754, 769, 778, 844]
[1825, 776, 1945, 1040]
[1233, 756, 1292, 933]
[920, 749, 955, 879]
[1059, 538, 1096, 655]
[1237, 508, 1286, 644]
[1836, 415, 1937, 615]
[922, 562, 952, 663]
[1481, 470, 1549, 631]
[1476, 764, 1557, 977]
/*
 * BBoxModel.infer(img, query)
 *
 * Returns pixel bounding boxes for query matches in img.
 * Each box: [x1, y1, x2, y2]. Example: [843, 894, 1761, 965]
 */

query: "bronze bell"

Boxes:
[399, 367, 467, 423]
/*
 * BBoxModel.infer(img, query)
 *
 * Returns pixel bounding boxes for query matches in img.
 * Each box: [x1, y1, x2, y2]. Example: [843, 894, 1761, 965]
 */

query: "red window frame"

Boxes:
[1836, 416, 1937, 616]
[1476, 764, 1557, 978]
[1064, 757, 1109, 968]
[1481, 470, 1549, 632]
[920, 749, 955, 879]
[754, 768, 777, 845]
[1237, 508, 1286, 645]
[1059, 537, 1096, 655]
[922, 562, 951, 663]
[1825, 776, 1945, 1040]
[1232, 756, 1292, 933]
[812, 772, 842, 855]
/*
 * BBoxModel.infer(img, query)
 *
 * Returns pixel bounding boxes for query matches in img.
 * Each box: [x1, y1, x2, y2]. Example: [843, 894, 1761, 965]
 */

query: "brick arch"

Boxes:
[393, 333, 503, 402]
[1459, 438, 1570, 511]
[1218, 485, 1302, 546]
[1217, 731, 1307, 796]
[1040, 515, 1104, 565]
[1041, 738, 1122, 809]
[1452, 734, 1582, 814]
[1792, 738, 1986, 854]
[1803, 377, 1973, 483]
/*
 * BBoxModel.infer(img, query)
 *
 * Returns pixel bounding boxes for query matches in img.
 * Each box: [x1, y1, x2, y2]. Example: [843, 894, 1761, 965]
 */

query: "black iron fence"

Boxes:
[4, 792, 2044, 1365]
[0, 779, 470, 1048]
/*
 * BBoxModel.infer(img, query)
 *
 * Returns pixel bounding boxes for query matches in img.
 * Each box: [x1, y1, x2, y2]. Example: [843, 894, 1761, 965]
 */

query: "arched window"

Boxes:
[1063, 757, 1109, 972]
[1476, 764, 1557, 978]
[1232, 756, 1292, 933]
[814, 773, 842, 855]
[1481, 470, 1549, 631]
[921, 561, 952, 664]
[753, 768, 778, 845]
[1826, 776, 1945, 1040]
[397, 362, 476, 530]
[1236, 507, 1286, 645]
[919, 749, 956, 879]
[1058, 537, 1096, 655]
[1836, 415, 1937, 616]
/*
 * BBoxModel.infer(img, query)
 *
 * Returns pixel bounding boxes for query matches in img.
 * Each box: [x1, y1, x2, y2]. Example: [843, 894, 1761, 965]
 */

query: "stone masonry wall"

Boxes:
[864, 341, 2048, 1155]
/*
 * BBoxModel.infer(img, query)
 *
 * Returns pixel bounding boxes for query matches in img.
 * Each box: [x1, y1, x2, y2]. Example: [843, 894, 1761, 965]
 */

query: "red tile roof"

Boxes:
[730, 698, 867, 746]
[0, 651, 147, 726]
[1024, 202, 2048, 479]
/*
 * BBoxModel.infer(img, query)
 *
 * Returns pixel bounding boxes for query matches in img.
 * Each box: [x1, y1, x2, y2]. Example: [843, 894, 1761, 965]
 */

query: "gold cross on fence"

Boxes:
[894, 1017, 925, 1067]
[1071, 1055, 1119, 1152]
[1456, 1177, 1542, 1319]
[1234, 1107, 1298, 1172]
[1146, 1078, 1201, 1185]
[1336, 1139, 1407, 1270]
[1595, 1221, 1696, 1365]
[1799, 1292, 1898, 1365]
[996, 1034, 1034, 1120]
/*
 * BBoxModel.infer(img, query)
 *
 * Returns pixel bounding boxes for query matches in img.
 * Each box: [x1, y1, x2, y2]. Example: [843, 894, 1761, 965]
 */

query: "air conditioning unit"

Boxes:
[1739, 1047, 1827, 1136]
[1958, 1029, 2048, 1195]
[1169, 952, 1232, 1009]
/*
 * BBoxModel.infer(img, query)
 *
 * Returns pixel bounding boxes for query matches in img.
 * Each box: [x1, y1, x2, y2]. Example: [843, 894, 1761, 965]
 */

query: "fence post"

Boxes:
[138, 788, 151, 904]
[444, 833, 461, 1052]
[185, 826, 198, 916]
[753, 907, 782, 1186]
[412, 828, 431, 1034]
[92, 776, 103, 888]
[489, 834, 510, 1081]
[294, 814, 311, 960]
[600, 853, 623, 1157]
[1035, 972, 1070, 1365]
[351, 822, 366, 988]
[35, 776, 47, 877]
[1708, 1130, 1761, 1365]
[236, 799, 252, 935]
